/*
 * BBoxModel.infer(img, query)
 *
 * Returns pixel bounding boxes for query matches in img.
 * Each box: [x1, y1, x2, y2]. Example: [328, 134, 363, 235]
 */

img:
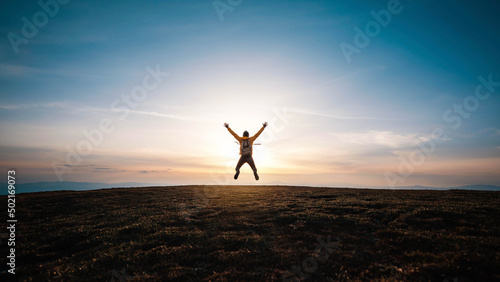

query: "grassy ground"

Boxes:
[1, 185, 499, 281]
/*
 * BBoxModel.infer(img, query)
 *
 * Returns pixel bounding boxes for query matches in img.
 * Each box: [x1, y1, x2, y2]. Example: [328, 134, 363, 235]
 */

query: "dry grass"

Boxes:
[1, 185, 499, 281]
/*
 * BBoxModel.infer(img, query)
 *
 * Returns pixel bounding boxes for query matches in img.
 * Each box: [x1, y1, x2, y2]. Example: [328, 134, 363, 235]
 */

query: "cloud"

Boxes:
[0, 145, 60, 163]
[291, 108, 393, 121]
[0, 64, 39, 77]
[0, 63, 117, 79]
[129, 110, 195, 121]
[336, 131, 431, 148]
[58, 164, 96, 168]
[0, 102, 70, 110]
[473, 128, 500, 136]
[92, 167, 126, 173]
[0, 102, 192, 124]
[138, 169, 171, 174]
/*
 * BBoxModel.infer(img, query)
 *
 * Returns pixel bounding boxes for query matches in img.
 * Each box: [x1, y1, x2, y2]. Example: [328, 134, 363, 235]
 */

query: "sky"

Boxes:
[0, 0, 499, 188]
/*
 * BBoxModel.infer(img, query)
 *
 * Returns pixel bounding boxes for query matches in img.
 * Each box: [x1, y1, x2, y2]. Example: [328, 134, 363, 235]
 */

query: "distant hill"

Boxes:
[386, 184, 500, 191]
[2, 182, 499, 195]
[2, 181, 162, 195]
[449, 184, 500, 191]
[389, 184, 500, 191]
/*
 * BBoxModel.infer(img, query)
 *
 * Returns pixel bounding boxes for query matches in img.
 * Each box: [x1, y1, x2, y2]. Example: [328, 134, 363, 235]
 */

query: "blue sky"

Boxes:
[1, 0, 499, 187]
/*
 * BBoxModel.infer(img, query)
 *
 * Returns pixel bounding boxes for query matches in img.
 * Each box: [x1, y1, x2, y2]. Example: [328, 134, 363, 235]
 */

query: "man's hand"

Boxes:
[224, 123, 229, 128]
[263, 122, 268, 128]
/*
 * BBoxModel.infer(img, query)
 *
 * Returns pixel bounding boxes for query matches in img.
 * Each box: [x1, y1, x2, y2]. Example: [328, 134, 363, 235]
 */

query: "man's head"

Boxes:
[243, 131, 249, 137]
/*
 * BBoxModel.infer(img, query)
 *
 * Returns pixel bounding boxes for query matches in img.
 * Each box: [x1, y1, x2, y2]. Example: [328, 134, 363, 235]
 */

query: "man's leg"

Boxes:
[234, 156, 246, 180]
[247, 156, 259, 181]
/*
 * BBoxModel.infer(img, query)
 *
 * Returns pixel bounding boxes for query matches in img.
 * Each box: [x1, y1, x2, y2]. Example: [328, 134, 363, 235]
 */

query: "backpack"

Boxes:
[241, 139, 252, 155]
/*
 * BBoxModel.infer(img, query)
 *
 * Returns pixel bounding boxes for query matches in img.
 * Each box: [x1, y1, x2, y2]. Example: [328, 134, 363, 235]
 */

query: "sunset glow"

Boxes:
[1, 0, 499, 188]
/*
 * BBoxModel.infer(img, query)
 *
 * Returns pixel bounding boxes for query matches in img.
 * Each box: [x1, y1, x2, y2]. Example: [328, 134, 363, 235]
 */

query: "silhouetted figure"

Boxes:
[224, 122, 267, 180]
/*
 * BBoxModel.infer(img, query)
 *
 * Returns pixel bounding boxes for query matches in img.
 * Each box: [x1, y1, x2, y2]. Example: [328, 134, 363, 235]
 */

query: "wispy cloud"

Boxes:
[292, 108, 393, 121]
[92, 167, 126, 173]
[138, 169, 171, 174]
[0, 102, 70, 110]
[58, 164, 97, 168]
[336, 131, 431, 148]
[129, 110, 196, 121]
[473, 128, 500, 136]
[0, 64, 39, 77]
[0, 63, 118, 79]
[0, 103, 194, 124]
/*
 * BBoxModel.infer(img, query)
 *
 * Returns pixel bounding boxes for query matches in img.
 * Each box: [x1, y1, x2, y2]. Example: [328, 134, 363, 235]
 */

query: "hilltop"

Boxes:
[1, 185, 499, 281]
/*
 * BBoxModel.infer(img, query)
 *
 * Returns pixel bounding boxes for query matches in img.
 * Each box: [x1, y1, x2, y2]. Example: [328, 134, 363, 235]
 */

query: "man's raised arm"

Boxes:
[224, 123, 241, 141]
[251, 122, 268, 141]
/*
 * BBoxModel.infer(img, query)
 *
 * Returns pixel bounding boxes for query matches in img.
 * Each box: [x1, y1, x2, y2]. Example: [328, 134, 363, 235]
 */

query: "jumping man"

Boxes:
[224, 122, 268, 180]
